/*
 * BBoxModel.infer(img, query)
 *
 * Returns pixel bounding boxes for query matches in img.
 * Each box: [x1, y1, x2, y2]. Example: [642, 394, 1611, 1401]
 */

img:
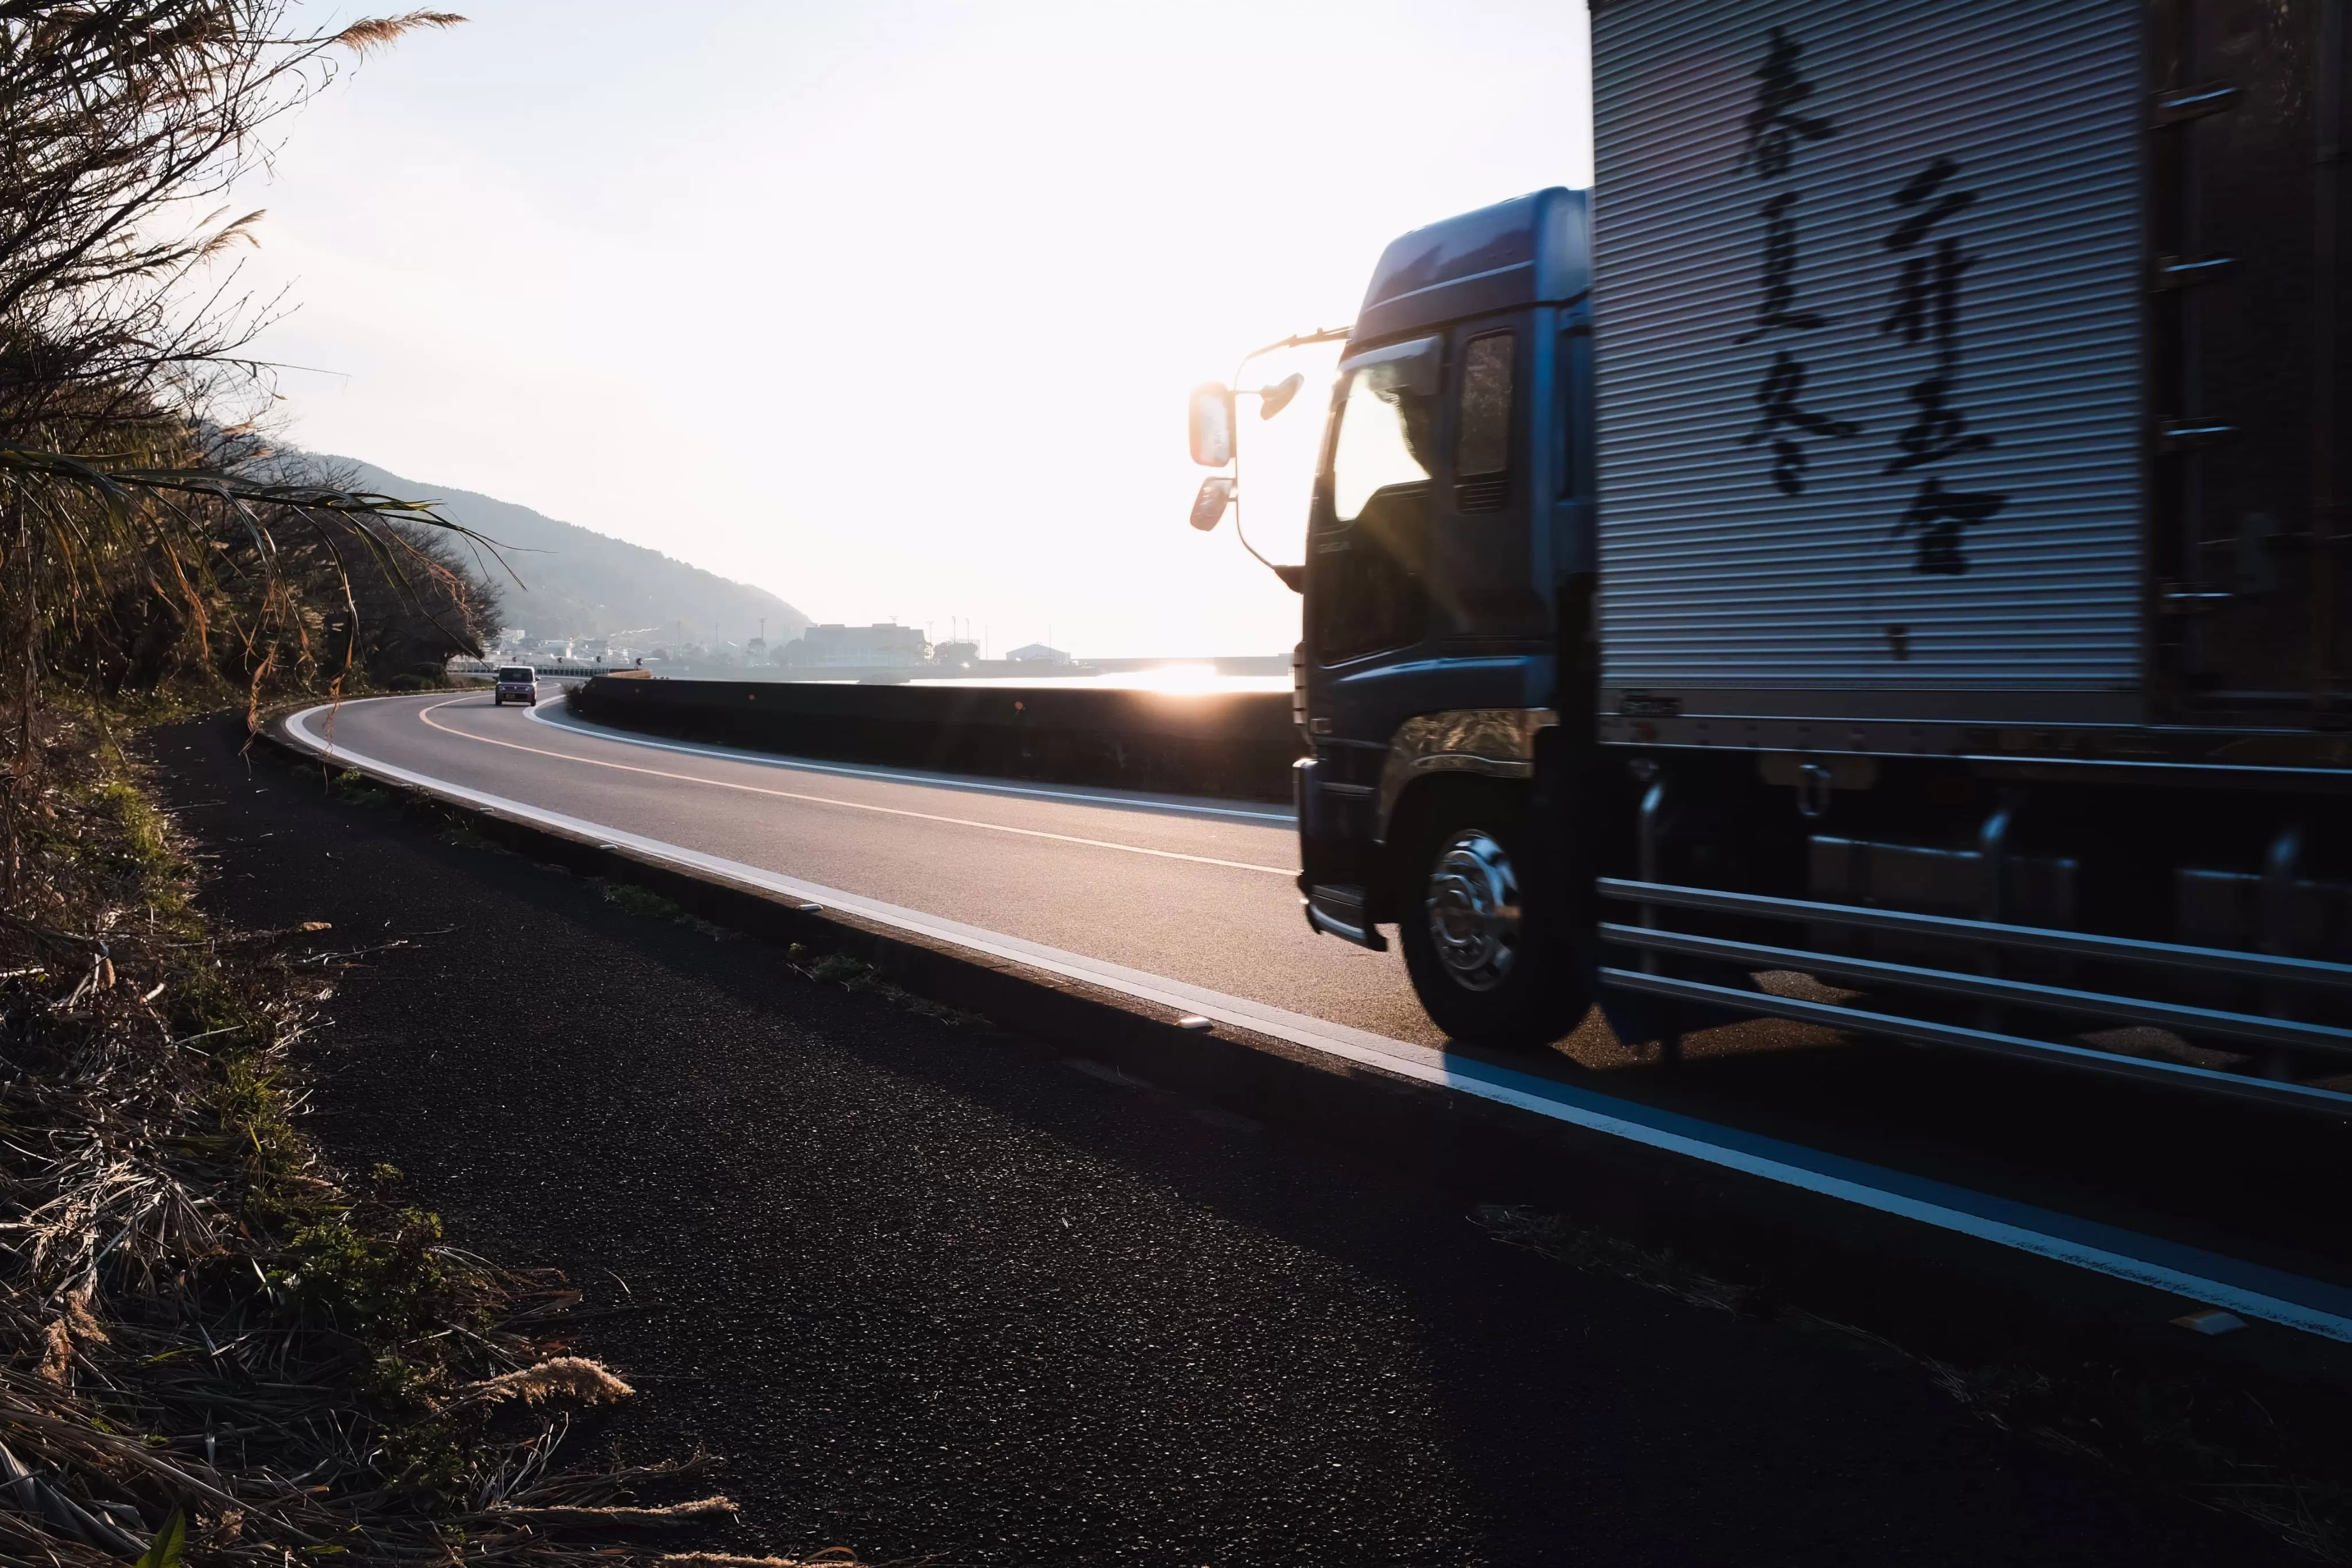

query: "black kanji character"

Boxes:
[1883, 157, 1975, 253]
[1886, 362, 1993, 472]
[1882, 160, 1979, 349]
[1741, 351, 1860, 496]
[1738, 192, 1831, 343]
[1882, 237, 1976, 347]
[1740, 26, 1836, 178]
[1894, 477, 2006, 574]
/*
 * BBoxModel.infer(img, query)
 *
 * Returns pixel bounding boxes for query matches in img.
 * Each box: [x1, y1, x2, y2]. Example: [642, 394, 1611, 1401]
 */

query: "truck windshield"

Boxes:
[1330, 358, 1438, 522]
[498, 668, 533, 682]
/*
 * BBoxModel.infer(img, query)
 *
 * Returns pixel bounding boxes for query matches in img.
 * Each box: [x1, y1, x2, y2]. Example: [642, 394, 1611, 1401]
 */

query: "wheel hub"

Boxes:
[1423, 829, 1522, 992]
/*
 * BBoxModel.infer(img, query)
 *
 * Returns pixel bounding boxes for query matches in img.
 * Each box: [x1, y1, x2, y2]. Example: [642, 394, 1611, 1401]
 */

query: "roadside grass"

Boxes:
[332, 769, 399, 809]
[600, 882, 736, 942]
[0, 710, 759, 1566]
[786, 944, 985, 1028]
[1473, 1203, 2351, 1563]
[443, 817, 512, 854]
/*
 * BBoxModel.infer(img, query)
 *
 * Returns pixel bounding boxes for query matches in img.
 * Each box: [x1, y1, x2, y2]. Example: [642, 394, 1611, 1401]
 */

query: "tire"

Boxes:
[493, 695, 503, 706]
[1396, 781, 1588, 1047]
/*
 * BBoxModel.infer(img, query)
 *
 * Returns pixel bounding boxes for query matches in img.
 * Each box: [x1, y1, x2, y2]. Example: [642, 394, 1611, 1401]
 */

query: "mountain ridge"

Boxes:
[324, 455, 809, 648]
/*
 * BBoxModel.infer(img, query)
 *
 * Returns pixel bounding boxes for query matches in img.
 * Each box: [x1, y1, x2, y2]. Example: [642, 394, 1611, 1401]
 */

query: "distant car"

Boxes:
[492, 665, 538, 707]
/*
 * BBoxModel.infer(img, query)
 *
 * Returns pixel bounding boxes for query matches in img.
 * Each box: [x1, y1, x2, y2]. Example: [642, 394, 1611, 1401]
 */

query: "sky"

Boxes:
[237, 2, 1594, 657]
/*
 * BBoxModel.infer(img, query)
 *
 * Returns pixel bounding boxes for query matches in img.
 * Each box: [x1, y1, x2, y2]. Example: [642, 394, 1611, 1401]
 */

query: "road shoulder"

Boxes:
[146, 713, 2336, 1563]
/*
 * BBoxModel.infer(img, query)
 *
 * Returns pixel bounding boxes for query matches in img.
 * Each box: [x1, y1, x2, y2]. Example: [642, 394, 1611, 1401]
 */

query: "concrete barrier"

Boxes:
[571, 676, 1302, 802]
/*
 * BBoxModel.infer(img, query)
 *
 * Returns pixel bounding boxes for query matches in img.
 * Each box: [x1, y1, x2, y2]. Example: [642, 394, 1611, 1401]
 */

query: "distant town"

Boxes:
[459, 622, 1294, 684]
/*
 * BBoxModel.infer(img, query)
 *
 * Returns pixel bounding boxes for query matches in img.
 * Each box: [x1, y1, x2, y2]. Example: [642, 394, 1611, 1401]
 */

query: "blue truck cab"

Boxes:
[1192, 3, 2352, 1114]
[1285, 188, 1596, 1042]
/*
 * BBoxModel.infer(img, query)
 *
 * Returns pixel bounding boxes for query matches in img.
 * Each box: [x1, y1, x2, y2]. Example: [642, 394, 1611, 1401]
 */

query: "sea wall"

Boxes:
[571, 677, 1302, 803]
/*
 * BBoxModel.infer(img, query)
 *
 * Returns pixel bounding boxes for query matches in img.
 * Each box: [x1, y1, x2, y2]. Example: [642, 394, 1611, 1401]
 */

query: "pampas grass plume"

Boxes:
[461, 1354, 635, 1406]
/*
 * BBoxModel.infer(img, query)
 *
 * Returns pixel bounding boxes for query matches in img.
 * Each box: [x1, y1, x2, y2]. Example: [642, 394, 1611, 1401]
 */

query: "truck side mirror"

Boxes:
[1189, 474, 1235, 531]
[1189, 383, 1236, 467]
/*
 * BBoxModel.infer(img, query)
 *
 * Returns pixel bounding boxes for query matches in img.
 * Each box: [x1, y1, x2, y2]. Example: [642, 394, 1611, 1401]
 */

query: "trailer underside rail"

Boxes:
[1596, 878, 2352, 1116]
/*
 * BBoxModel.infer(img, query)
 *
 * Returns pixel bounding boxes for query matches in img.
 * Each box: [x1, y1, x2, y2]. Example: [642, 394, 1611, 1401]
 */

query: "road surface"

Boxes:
[310, 690, 1443, 1041]
[149, 714, 2306, 1567]
[287, 691, 2352, 1322]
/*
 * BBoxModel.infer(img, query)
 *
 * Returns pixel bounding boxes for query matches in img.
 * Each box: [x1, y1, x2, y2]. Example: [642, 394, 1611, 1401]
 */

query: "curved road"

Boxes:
[163, 715, 2303, 1567]
[310, 690, 1443, 1045]
[289, 690, 2352, 1336]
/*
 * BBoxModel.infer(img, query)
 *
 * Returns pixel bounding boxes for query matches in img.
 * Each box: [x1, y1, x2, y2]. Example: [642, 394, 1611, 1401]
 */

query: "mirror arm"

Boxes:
[1216, 324, 1347, 595]
[1229, 499, 1302, 593]
[1235, 324, 1351, 371]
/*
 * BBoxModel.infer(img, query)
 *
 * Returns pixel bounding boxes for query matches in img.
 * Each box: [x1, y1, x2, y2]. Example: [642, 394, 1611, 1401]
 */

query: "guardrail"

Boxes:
[450, 660, 612, 679]
[571, 675, 1302, 802]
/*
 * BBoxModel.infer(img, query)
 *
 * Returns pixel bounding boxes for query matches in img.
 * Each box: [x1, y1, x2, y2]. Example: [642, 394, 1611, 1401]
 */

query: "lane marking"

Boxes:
[525, 699, 1295, 823]
[289, 699, 2352, 1345]
[411, 698, 1297, 877]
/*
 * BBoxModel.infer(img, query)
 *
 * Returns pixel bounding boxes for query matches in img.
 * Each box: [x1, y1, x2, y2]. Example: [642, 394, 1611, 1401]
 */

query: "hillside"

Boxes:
[324, 456, 808, 647]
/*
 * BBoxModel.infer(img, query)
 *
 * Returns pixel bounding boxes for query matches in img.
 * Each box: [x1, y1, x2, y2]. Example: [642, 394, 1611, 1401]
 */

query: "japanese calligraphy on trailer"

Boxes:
[1592, 0, 2145, 705]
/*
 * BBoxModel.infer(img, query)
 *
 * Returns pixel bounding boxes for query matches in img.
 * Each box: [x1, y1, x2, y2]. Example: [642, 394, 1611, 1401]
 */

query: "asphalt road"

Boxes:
[149, 715, 2292, 1567]
[309, 690, 1439, 1044]
[289, 692, 2352, 1306]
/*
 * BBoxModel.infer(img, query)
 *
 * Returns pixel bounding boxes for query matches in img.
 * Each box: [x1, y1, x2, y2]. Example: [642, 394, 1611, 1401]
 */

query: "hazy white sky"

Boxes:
[242, 2, 1593, 655]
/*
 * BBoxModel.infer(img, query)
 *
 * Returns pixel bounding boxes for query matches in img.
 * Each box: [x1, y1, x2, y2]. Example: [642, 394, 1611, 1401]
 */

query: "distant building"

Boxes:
[783, 622, 931, 668]
[1007, 642, 1070, 664]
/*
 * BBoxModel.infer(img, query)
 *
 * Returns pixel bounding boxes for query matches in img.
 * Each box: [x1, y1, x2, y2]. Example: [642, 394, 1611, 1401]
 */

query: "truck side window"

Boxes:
[1315, 356, 1437, 664]
[1454, 331, 1515, 491]
[1332, 361, 1437, 522]
[1558, 326, 1592, 499]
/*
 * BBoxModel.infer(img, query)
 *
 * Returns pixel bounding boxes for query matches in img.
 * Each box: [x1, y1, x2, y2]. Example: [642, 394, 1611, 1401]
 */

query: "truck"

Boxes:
[1187, 0, 2351, 1113]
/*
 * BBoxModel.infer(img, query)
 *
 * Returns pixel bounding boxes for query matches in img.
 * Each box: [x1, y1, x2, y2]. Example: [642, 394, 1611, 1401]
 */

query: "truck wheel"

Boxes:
[1398, 783, 1587, 1047]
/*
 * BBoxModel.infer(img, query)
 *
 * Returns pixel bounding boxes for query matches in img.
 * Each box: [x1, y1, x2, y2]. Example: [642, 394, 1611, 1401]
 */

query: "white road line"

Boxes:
[520, 694, 1297, 823]
[408, 699, 1296, 877]
[285, 700, 2352, 1345]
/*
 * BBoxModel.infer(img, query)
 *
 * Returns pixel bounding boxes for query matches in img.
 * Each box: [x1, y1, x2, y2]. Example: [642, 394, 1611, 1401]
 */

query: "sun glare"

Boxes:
[1125, 662, 1223, 692]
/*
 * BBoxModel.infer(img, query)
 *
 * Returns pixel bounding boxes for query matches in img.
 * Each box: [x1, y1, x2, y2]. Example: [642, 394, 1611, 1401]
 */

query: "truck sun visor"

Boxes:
[1334, 335, 1442, 400]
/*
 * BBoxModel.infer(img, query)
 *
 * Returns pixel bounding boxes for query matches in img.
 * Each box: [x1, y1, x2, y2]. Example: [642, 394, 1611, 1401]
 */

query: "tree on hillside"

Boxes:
[0, 3, 495, 894]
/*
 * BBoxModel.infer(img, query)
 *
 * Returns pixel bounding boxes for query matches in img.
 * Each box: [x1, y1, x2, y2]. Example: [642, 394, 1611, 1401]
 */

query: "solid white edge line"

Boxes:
[285, 699, 2352, 1345]
[518, 692, 1295, 823]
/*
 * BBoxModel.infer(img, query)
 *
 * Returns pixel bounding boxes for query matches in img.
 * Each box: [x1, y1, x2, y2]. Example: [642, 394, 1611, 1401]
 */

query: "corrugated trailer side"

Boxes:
[1581, 0, 2352, 1112]
[1590, 0, 2350, 743]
